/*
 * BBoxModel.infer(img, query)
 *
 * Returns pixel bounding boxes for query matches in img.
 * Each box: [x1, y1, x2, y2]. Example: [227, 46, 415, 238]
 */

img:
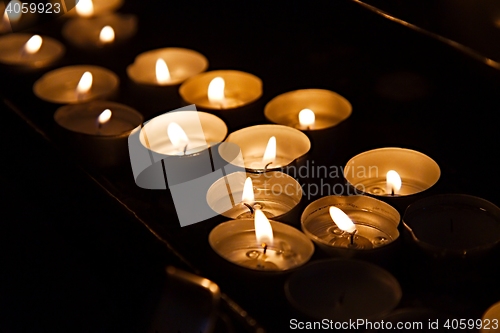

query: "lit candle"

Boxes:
[285, 259, 401, 321]
[0, 33, 64, 68]
[54, 101, 143, 168]
[265, 89, 352, 130]
[127, 48, 208, 86]
[1, 1, 37, 34]
[344, 147, 440, 197]
[179, 70, 262, 110]
[33, 65, 119, 104]
[139, 111, 227, 156]
[206, 171, 302, 219]
[403, 194, 500, 258]
[301, 195, 400, 256]
[219, 125, 310, 172]
[69, 0, 123, 18]
[328, 206, 373, 249]
[62, 13, 137, 48]
[209, 216, 314, 271]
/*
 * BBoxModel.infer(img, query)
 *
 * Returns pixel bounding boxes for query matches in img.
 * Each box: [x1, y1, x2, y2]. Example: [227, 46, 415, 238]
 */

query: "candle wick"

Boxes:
[391, 187, 394, 196]
[243, 203, 254, 215]
[264, 162, 273, 172]
[183, 144, 188, 155]
[350, 230, 357, 246]
[262, 243, 268, 255]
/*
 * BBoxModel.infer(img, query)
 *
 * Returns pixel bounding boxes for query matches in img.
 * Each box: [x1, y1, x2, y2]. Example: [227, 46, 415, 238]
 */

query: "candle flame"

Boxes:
[298, 108, 315, 127]
[329, 206, 357, 233]
[207, 77, 225, 103]
[167, 122, 189, 151]
[262, 136, 276, 165]
[99, 26, 115, 44]
[98, 109, 112, 125]
[386, 170, 402, 194]
[76, 0, 94, 17]
[24, 35, 42, 54]
[76, 71, 93, 95]
[254, 209, 273, 245]
[155, 59, 171, 84]
[241, 177, 255, 203]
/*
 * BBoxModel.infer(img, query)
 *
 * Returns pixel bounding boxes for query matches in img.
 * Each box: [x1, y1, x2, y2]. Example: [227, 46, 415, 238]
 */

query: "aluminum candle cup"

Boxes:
[62, 13, 137, 48]
[301, 195, 400, 258]
[285, 259, 401, 321]
[179, 70, 262, 110]
[206, 171, 302, 219]
[209, 219, 314, 271]
[128, 107, 241, 227]
[403, 194, 500, 258]
[344, 148, 440, 197]
[218, 125, 310, 172]
[54, 101, 142, 168]
[0, 33, 64, 69]
[264, 89, 352, 130]
[33, 65, 119, 104]
[139, 111, 227, 157]
[127, 48, 208, 86]
[481, 301, 500, 333]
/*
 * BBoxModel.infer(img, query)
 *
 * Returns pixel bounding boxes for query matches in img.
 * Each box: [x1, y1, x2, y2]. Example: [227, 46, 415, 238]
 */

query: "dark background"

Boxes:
[2, 0, 500, 332]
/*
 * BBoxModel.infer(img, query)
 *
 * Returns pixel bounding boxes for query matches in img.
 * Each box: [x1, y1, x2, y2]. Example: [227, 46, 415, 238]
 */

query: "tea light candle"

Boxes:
[301, 195, 400, 256]
[62, 13, 137, 48]
[403, 194, 500, 258]
[1, 1, 37, 34]
[127, 48, 208, 86]
[138, 110, 227, 156]
[179, 70, 262, 109]
[264, 89, 352, 130]
[0, 33, 64, 68]
[33, 65, 119, 104]
[206, 171, 302, 219]
[481, 301, 500, 333]
[67, 0, 123, 18]
[285, 259, 401, 321]
[208, 214, 314, 271]
[344, 148, 440, 196]
[54, 100, 143, 168]
[218, 124, 310, 172]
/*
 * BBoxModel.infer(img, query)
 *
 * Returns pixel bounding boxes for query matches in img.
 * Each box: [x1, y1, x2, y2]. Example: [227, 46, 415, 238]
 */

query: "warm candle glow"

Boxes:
[24, 35, 42, 54]
[167, 122, 189, 151]
[207, 77, 225, 103]
[298, 108, 315, 127]
[98, 109, 112, 125]
[254, 209, 273, 245]
[386, 170, 402, 195]
[99, 26, 115, 44]
[242, 177, 255, 204]
[76, 71, 93, 95]
[155, 58, 171, 84]
[76, 0, 94, 17]
[6, 1, 22, 22]
[262, 136, 276, 165]
[329, 206, 357, 233]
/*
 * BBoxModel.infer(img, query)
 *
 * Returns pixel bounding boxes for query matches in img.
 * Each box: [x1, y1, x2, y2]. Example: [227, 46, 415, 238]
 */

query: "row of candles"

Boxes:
[2, 0, 500, 325]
